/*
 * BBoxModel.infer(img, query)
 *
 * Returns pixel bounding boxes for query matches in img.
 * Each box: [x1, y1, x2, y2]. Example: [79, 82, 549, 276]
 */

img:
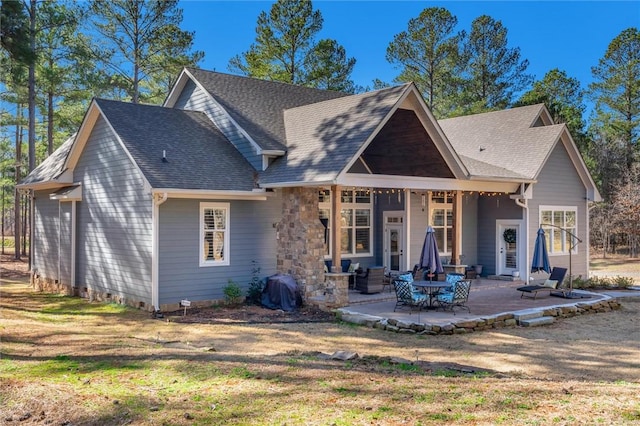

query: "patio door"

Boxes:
[496, 221, 522, 276]
[383, 213, 405, 273]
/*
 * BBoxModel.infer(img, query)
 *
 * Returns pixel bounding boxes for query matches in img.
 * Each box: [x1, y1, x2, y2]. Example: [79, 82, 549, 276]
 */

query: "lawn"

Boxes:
[1, 270, 639, 425]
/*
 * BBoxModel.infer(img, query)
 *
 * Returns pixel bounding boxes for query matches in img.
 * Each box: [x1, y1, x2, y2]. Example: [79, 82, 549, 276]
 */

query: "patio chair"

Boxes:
[517, 267, 568, 299]
[434, 279, 471, 315]
[355, 266, 385, 294]
[393, 279, 428, 313]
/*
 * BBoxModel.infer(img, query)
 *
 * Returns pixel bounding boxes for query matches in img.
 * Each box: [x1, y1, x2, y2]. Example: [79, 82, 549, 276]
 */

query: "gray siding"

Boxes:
[59, 202, 72, 285]
[157, 194, 281, 305]
[33, 190, 59, 281]
[74, 116, 153, 304]
[476, 194, 522, 276]
[528, 142, 589, 278]
[174, 78, 263, 170]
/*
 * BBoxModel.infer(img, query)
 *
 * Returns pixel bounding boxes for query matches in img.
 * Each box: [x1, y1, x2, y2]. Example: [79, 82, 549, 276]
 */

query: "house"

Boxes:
[18, 68, 601, 312]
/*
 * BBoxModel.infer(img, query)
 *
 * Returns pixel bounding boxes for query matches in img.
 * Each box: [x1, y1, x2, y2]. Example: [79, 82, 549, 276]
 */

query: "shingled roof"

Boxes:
[18, 134, 75, 187]
[260, 84, 412, 185]
[95, 99, 257, 191]
[439, 104, 563, 181]
[186, 68, 348, 152]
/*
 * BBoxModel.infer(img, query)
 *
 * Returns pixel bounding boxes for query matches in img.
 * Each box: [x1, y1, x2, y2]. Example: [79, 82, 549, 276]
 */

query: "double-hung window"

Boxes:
[319, 189, 372, 257]
[200, 202, 230, 266]
[540, 206, 577, 254]
[430, 193, 453, 256]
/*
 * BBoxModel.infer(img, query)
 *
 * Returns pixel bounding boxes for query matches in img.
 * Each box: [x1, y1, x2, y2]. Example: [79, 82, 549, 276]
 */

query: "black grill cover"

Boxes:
[261, 274, 302, 312]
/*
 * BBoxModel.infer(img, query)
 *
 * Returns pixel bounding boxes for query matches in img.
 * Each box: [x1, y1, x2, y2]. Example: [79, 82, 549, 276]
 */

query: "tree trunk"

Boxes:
[48, 91, 54, 156]
[22, 195, 27, 255]
[14, 103, 22, 260]
[2, 182, 5, 255]
[28, 0, 36, 173]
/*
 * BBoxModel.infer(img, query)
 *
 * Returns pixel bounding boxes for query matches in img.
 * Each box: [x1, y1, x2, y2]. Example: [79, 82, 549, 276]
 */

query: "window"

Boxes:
[430, 193, 453, 255]
[540, 206, 577, 254]
[200, 202, 230, 266]
[318, 189, 372, 257]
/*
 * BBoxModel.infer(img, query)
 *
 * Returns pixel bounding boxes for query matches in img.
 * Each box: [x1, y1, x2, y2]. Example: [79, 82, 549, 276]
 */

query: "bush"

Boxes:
[571, 275, 635, 289]
[246, 261, 264, 306]
[223, 280, 244, 306]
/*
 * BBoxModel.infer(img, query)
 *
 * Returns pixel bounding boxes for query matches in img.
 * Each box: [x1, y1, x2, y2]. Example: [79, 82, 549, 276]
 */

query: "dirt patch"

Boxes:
[0, 254, 29, 280]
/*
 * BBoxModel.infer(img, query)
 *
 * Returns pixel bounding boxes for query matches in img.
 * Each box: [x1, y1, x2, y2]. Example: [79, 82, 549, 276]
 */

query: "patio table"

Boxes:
[412, 281, 449, 307]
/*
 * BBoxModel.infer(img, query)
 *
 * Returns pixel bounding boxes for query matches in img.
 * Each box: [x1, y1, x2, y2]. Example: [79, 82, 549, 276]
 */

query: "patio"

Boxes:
[336, 278, 633, 332]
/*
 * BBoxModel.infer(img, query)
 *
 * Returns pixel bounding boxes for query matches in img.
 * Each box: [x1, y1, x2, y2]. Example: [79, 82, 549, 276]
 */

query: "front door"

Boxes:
[383, 213, 404, 272]
[496, 221, 521, 276]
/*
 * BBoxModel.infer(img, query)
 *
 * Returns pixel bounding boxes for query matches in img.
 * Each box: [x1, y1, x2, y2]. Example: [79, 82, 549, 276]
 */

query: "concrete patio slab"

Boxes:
[337, 278, 640, 329]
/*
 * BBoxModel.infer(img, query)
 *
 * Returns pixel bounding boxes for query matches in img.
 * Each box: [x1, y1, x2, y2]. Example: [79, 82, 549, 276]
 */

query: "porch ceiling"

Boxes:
[360, 109, 455, 179]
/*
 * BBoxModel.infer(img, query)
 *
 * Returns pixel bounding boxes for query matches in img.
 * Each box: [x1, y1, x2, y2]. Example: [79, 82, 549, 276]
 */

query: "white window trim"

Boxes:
[200, 202, 230, 267]
[319, 189, 373, 258]
[539, 205, 578, 256]
[429, 195, 453, 256]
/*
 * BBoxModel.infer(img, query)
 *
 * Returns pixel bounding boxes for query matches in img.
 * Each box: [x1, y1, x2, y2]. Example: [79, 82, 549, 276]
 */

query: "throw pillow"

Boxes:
[543, 279, 558, 289]
[348, 262, 360, 273]
[398, 273, 413, 283]
[324, 264, 329, 273]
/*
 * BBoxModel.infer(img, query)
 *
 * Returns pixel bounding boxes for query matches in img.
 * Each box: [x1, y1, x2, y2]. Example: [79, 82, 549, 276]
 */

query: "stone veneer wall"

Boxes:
[276, 187, 326, 302]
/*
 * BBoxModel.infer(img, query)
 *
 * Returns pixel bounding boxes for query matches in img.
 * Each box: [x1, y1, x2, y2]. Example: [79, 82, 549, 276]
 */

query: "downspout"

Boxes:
[152, 192, 168, 313]
[71, 200, 76, 290]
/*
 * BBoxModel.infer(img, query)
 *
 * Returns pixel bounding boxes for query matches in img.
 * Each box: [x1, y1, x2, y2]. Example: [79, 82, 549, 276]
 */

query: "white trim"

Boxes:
[152, 193, 168, 311]
[49, 185, 82, 202]
[319, 188, 374, 258]
[539, 205, 578, 255]
[71, 200, 76, 288]
[151, 188, 269, 200]
[200, 202, 231, 267]
[496, 220, 524, 277]
[339, 173, 521, 193]
[383, 210, 406, 273]
[163, 68, 189, 107]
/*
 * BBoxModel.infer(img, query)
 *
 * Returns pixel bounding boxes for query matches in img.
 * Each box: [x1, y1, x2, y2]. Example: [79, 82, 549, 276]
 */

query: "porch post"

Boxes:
[331, 185, 342, 272]
[451, 190, 463, 265]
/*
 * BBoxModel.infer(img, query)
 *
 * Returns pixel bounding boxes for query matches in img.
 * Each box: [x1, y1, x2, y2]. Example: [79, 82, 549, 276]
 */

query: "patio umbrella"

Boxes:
[531, 228, 551, 274]
[419, 226, 444, 282]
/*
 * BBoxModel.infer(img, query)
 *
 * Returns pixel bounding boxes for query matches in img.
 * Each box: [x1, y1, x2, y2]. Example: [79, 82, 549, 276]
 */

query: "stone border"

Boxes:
[335, 295, 622, 335]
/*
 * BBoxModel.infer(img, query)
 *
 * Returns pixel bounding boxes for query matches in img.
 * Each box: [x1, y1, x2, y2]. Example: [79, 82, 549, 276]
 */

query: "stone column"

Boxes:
[276, 187, 325, 302]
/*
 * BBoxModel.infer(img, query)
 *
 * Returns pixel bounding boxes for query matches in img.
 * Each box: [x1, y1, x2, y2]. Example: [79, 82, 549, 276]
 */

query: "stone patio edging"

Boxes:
[334, 294, 622, 335]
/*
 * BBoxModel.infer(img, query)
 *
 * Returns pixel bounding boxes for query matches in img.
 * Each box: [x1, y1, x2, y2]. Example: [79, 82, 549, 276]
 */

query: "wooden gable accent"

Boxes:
[357, 108, 455, 178]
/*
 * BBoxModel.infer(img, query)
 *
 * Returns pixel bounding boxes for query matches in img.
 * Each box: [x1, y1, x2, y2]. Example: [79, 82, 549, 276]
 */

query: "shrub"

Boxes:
[571, 275, 635, 289]
[223, 280, 244, 306]
[246, 261, 264, 306]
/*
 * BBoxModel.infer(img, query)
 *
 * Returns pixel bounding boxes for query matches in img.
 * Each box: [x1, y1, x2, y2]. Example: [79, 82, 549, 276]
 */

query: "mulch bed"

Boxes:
[166, 304, 338, 324]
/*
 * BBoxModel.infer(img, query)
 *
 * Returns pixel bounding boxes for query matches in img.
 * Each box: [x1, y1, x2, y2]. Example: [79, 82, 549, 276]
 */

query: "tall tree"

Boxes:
[589, 27, 640, 172]
[385, 7, 465, 118]
[89, 0, 203, 104]
[460, 15, 532, 113]
[0, 0, 35, 65]
[516, 69, 588, 152]
[229, 0, 356, 91]
[304, 38, 355, 92]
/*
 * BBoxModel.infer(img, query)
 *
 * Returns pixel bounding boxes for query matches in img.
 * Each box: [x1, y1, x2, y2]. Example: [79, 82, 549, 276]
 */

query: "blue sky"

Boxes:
[180, 0, 639, 112]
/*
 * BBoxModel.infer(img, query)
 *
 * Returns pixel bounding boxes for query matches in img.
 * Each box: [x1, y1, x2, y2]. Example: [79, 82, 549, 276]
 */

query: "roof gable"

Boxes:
[171, 68, 348, 153]
[93, 99, 258, 191]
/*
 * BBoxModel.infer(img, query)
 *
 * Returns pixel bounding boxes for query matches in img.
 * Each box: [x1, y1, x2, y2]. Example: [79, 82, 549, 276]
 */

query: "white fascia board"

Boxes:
[63, 100, 100, 171]
[338, 173, 520, 193]
[17, 180, 70, 190]
[259, 180, 336, 189]
[530, 104, 553, 127]
[49, 184, 82, 202]
[163, 68, 189, 107]
[152, 188, 270, 200]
